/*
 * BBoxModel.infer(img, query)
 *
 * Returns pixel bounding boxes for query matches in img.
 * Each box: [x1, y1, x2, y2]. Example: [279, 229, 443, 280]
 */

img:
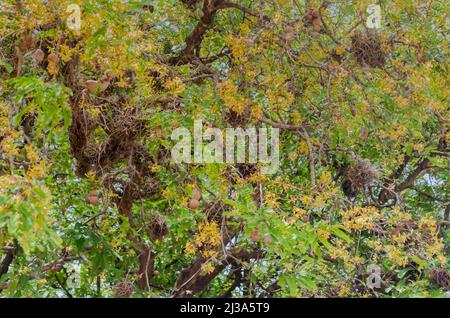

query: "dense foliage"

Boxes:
[0, 0, 449, 298]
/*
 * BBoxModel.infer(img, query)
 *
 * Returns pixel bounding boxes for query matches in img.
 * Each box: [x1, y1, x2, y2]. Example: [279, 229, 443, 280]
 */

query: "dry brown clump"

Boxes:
[79, 108, 147, 173]
[237, 163, 257, 180]
[224, 106, 251, 127]
[429, 268, 450, 291]
[112, 279, 133, 298]
[351, 30, 386, 68]
[33, 49, 45, 63]
[181, 0, 201, 9]
[204, 200, 230, 224]
[344, 156, 379, 195]
[145, 213, 169, 241]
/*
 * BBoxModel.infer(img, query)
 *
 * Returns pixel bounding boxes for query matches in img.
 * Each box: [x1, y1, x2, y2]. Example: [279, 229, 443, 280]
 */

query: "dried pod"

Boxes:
[47, 53, 59, 64]
[85, 195, 99, 205]
[312, 18, 321, 32]
[358, 127, 369, 141]
[88, 189, 99, 197]
[304, 11, 313, 22]
[99, 79, 110, 92]
[188, 198, 200, 209]
[19, 32, 34, 51]
[192, 188, 202, 201]
[33, 49, 45, 63]
[285, 31, 294, 42]
[251, 229, 260, 242]
[263, 234, 272, 244]
[85, 80, 98, 93]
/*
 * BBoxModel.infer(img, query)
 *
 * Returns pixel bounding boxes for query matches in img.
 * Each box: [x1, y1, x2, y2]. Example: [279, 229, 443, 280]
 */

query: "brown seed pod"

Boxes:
[304, 11, 313, 22]
[33, 49, 45, 63]
[19, 32, 34, 51]
[47, 53, 59, 64]
[85, 80, 98, 93]
[251, 229, 260, 242]
[285, 31, 294, 42]
[85, 195, 99, 205]
[192, 188, 202, 201]
[99, 79, 110, 92]
[263, 234, 272, 244]
[88, 189, 99, 197]
[188, 198, 199, 209]
[358, 128, 369, 141]
[312, 18, 321, 32]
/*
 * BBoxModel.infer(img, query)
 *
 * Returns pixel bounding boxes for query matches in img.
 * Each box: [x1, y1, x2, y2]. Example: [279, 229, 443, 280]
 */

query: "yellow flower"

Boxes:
[164, 77, 186, 95]
[298, 140, 309, 155]
[437, 255, 447, 265]
[317, 228, 330, 240]
[264, 192, 280, 209]
[150, 164, 159, 173]
[320, 171, 332, 185]
[338, 284, 350, 297]
[26, 160, 48, 179]
[293, 207, 307, 219]
[225, 34, 247, 63]
[300, 195, 312, 206]
[196, 221, 221, 247]
[25, 144, 40, 162]
[288, 151, 298, 161]
[200, 262, 215, 275]
[184, 242, 196, 256]
[1, 132, 20, 157]
[335, 46, 345, 55]
[202, 249, 219, 259]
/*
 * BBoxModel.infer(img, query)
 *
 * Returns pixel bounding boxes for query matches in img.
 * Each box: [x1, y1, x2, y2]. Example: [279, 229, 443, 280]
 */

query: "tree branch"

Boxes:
[0, 247, 15, 279]
[395, 158, 430, 193]
[172, 248, 259, 297]
[170, 0, 225, 65]
[218, 1, 270, 21]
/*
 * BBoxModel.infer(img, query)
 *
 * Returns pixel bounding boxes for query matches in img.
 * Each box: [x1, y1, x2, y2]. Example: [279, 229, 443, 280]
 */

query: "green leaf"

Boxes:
[332, 226, 352, 243]
[298, 275, 318, 292]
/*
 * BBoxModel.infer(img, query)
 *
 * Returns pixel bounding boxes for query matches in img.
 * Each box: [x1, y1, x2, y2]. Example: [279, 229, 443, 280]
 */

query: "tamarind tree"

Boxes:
[0, 0, 448, 297]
